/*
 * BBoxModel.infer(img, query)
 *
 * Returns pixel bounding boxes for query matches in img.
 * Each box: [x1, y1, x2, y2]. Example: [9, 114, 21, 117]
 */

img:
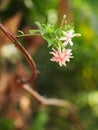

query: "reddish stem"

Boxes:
[0, 23, 37, 80]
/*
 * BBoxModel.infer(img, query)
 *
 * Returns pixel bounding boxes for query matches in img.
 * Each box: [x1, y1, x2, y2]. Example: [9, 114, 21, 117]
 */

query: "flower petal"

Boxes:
[50, 48, 73, 67]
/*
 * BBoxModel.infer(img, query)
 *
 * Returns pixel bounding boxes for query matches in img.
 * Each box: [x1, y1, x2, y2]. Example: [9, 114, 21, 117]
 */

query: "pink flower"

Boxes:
[50, 48, 73, 66]
[60, 29, 77, 46]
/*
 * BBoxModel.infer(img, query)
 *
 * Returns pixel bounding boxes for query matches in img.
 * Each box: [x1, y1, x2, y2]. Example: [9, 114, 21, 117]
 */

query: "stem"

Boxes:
[54, 39, 63, 50]
[0, 23, 37, 80]
[16, 33, 41, 38]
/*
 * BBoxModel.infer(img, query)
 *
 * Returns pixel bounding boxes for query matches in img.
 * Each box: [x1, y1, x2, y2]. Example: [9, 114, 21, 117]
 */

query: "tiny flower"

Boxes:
[50, 48, 73, 66]
[60, 29, 78, 46]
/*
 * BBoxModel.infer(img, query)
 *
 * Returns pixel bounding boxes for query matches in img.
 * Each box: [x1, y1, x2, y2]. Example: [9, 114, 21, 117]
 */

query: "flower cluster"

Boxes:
[50, 28, 80, 66]
[50, 48, 72, 66]
[29, 15, 81, 67]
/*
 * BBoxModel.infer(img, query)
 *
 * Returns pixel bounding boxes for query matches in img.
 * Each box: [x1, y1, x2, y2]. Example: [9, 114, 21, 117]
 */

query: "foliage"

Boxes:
[0, 118, 14, 130]
[29, 108, 49, 130]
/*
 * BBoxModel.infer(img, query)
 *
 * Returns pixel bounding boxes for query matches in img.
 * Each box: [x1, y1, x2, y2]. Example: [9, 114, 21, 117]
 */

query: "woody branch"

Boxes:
[0, 23, 84, 130]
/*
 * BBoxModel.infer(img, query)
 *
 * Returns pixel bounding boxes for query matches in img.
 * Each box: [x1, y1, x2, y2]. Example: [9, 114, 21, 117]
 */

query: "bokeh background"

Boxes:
[0, 0, 98, 130]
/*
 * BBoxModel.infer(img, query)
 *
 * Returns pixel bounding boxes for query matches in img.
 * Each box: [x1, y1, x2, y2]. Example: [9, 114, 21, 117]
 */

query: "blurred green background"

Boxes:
[0, 0, 98, 130]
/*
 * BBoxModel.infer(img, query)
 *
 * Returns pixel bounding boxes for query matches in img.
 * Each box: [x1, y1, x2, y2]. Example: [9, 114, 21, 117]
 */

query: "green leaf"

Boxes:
[0, 118, 14, 130]
[30, 109, 49, 130]
[35, 22, 43, 29]
[43, 34, 53, 47]
[45, 24, 54, 34]
[35, 22, 46, 35]
[29, 29, 39, 34]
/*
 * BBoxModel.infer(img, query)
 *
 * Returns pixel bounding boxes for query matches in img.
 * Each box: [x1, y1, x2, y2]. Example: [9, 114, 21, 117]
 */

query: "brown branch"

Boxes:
[0, 22, 84, 130]
[23, 84, 84, 130]
[0, 23, 37, 80]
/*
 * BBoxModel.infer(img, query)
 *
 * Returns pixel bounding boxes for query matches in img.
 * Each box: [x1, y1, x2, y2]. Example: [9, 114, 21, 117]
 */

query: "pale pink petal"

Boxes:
[69, 40, 73, 46]
[59, 37, 67, 41]
[60, 29, 77, 46]
[50, 48, 73, 67]
[63, 41, 69, 46]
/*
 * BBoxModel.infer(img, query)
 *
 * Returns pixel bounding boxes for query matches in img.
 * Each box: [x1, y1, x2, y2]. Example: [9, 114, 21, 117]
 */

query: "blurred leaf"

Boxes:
[0, 118, 14, 130]
[30, 109, 49, 130]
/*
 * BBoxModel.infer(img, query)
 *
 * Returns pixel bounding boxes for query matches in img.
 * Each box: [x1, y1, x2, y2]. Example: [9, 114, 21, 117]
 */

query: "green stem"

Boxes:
[16, 33, 41, 38]
[55, 39, 64, 50]
[53, 39, 62, 51]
